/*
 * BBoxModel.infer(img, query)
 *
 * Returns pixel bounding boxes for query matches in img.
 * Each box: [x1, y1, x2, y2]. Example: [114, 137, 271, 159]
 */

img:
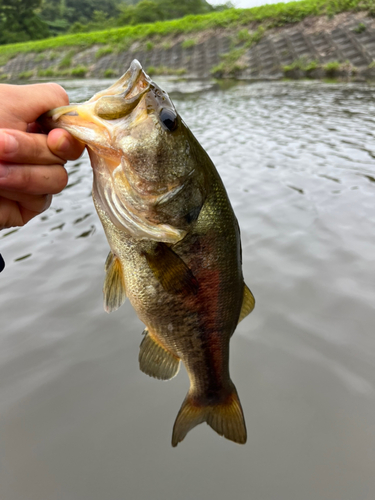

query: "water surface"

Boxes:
[1, 79, 375, 500]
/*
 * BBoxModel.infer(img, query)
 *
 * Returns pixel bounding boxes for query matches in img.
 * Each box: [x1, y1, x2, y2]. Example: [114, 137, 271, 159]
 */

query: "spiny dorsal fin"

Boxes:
[103, 252, 126, 313]
[143, 243, 198, 295]
[139, 329, 180, 380]
[238, 284, 255, 323]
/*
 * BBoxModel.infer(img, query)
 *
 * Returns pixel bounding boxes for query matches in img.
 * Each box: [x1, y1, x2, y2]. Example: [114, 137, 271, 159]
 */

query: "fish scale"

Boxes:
[40, 59, 255, 447]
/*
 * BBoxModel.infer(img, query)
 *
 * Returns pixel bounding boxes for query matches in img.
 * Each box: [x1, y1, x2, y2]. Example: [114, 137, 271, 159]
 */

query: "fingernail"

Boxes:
[56, 136, 70, 153]
[0, 132, 18, 155]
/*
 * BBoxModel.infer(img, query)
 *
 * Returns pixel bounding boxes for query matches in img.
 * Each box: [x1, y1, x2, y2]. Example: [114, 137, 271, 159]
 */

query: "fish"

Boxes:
[41, 60, 255, 446]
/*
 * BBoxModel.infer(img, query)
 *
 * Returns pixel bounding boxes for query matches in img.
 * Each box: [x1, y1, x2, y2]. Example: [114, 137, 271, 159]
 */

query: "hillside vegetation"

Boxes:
[0, 0, 227, 45]
[1, 0, 375, 83]
[0, 0, 373, 59]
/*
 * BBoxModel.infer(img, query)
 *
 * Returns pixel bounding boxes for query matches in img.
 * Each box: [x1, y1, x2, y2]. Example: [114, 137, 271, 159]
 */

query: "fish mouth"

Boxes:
[40, 60, 187, 244]
[40, 59, 152, 147]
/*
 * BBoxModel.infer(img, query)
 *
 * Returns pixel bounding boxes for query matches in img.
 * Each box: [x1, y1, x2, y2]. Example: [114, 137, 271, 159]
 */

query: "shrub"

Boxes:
[18, 70, 33, 79]
[104, 68, 116, 77]
[146, 65, 186, 76]
[181, 38, 197, 49]
[323, 61, 341, 76]
[95, 46, 113, 59]
[114, 37, 132, 53]
[71, 65, 87, 77]
[353, 22, 366, 33]
[0, 0, 371, 64]
[59, 49, 75, 69]
[35, 53, 46, 62]
[283, 58, 319, 74]
[38, 68, 55, 77]
[236, 29, 252, 43]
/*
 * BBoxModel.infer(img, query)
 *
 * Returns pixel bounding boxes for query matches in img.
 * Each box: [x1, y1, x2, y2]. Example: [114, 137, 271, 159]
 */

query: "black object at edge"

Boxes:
[0, 253, 5, 273]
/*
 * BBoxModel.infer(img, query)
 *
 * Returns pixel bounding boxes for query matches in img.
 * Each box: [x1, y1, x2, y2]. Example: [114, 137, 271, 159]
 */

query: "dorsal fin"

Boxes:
[143, 243, 198, 295]
[103, 252, 127, 313]
[139, 329, 180, 380]
[238, 284, 255, 323]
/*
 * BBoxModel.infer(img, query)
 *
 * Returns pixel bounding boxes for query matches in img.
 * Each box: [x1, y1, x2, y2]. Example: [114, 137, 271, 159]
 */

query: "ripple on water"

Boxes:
[1, 80, 375, 500]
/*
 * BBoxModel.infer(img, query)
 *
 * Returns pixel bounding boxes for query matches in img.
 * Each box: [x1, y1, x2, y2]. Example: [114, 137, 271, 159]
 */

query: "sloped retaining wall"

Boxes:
[1, 12, 375, 82]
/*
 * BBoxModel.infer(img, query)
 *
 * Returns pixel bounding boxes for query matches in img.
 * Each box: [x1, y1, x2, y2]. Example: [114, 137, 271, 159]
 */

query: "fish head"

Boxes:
[42, 60, 208, 243]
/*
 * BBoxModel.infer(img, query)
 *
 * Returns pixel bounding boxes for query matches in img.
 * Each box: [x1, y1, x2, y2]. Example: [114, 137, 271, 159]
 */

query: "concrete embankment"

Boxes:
[1, 11, 375, 81]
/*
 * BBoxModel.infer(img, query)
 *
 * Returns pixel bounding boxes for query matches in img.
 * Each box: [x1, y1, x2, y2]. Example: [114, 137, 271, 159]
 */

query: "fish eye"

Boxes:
[159, 108, 178, 132]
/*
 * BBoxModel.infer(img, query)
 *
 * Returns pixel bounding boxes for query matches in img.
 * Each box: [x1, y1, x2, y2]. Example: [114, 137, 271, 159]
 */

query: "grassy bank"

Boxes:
[0, 0, 371, 59]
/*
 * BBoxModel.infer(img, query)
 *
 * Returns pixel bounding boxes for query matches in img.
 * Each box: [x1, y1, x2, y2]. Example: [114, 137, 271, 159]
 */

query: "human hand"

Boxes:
[0, 83, 85, 230]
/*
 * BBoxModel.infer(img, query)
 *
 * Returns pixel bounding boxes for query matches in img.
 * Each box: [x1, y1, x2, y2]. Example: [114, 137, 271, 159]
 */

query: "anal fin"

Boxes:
[238, 283, 255, 323]
[139, 329, 180, 380]
[103, 251, 126, 313]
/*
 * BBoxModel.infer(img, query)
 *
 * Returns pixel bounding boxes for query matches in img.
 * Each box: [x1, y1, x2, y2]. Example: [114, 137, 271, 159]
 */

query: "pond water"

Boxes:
[1, 78, 375, 500]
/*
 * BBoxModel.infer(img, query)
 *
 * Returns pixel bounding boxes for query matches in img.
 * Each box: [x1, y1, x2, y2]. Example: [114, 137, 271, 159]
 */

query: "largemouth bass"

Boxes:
[42, 60, 255, 446]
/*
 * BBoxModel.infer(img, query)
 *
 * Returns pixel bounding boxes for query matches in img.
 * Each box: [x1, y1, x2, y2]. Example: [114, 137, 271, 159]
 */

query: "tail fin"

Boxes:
[172, 382, 247, 447]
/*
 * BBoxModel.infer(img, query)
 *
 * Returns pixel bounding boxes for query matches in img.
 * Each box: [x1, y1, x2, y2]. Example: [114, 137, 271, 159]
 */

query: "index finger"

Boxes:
[0, 83, 69, 131]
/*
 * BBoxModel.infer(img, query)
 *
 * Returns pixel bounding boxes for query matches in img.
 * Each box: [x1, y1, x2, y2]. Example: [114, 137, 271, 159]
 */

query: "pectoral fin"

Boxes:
[238, 283, 255, 323]
[104, 250, 114, 271]
[103, 252, 126, 313]
[139, 329, 180, 380]
[143, 243, 198, 295]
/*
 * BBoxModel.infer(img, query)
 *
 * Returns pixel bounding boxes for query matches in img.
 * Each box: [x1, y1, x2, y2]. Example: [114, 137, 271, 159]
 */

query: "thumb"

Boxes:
[0, 83, 70, 130]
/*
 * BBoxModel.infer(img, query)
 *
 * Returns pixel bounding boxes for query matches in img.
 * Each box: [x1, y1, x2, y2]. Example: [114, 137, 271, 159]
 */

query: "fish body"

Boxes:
[42, 61, 255, 446]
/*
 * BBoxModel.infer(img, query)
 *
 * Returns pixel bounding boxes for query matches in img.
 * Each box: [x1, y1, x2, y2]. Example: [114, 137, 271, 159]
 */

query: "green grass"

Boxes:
[18, 70, 34, 79]
[359, 0, 375, 16]
[103, 68, 117, 77]
[35, 53, 47, 62]
[211, 47, 248, 77]
[70, 65, 88, 77]
[283, 57, 319, 73]
[58, 49, 76, 69]
[146, 66, 187, 76]
[181, 38, 197, 49]
[145, 41, 154, 51]
[0, 0, 371, 60]
[282, 58, 358, 77]
[113, 37, 133, 54]
[211, 26, 264, 77]
[235, 29, 254, 43]
[161, 41, 172, 49]
[95, 46, 113, 59]
[38, 68, 56, 77]
[323, 60, 341, 75]
[353, 21, 366, 32]
[0, 53, 15, 65]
